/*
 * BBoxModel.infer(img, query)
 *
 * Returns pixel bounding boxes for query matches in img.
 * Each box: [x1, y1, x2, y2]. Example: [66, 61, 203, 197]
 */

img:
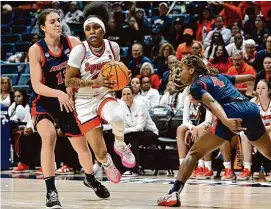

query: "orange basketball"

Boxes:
[101, 61, 130, 91]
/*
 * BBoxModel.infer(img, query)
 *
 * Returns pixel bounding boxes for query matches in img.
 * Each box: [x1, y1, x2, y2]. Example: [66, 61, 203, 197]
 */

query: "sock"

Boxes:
[244, 162, 252, 171]
[169, 180, 185, 194]
[85, 172, 96, 183]
[204, 161, 212, 170]
[223, 161, 231, 169]
[179, 158, 184, 166]
[45, 176, 56, 194]
[198, 160, 204, 168]
[115, 139, 125, 147]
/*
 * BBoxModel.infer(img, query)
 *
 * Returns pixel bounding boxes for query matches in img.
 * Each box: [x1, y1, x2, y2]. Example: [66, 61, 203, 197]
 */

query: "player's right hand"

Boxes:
[224, 118, 246, 134]
[57, 90, 75, 113]
[94, 73, 116, 89]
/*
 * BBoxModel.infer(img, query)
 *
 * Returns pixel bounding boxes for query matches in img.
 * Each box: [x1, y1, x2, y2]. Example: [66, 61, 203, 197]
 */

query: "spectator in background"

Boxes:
[112, 2, 125, 26]
[121, 16, 144, 47]
[191, 42, 204, 57]
[127, 1, 137, 20]
[51, 1, 64, 20]
[105, 18, 121, 45]
[131, 77, 150, 110]
[1, 77, 14, 108]
[253, 35, 271, 72]
[159, 55, 178, 94]
[141, 76, 160, 108]
[63, 1, 83, 24]
[210, 43, 232, 74]
[196, 5, 215, 42]
[136, 62, 160, 90]
[154, 42, 175, 78]
[227, 51, 256, 93]
[255, 57, 271, 88]
[252, 15, 269, 49]
[261, 33, 271, 51]
[229, 22, 244, 44]
[244, 7, 257, 40]
[226, 33, 245, 57]
[204, 15, 231, 48]
[243, 39, 257, 66]
[152, 2, 172, 39]
[128, 43, 152, 78]
[255, 1, 271, 22]
[168, 18, 184, 49]
[217, 1, 243, 27]
[135, 8, 149, 35]
[204, 31, 225, 60]
[150, 27, 168, 61]
[1, 4, 13, 25]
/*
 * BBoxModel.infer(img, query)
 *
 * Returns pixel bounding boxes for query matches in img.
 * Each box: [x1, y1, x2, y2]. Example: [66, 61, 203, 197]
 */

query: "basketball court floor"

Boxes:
[1, 172, 271, 209]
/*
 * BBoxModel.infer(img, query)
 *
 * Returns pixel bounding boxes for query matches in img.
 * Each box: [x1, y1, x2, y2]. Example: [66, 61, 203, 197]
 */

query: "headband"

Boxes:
[83, 17, 106, 34]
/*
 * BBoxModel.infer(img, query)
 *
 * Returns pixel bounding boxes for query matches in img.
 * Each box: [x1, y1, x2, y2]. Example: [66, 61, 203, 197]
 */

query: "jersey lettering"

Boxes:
[211, 77, 225, 87]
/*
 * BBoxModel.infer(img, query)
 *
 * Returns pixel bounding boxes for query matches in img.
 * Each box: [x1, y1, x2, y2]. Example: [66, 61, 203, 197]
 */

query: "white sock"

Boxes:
[223, 161, 231, 169]
[244, 162, 252, 171]
[179, 158, 184, 166]
[204, 161, 212, 170]
[115, 139, 125, 147]
[198, 160, 204, 168]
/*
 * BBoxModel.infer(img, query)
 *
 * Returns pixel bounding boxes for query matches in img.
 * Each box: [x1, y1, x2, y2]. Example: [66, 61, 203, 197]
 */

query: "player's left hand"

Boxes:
[191, 127, 199, 141]
[224, 118, 246, 134]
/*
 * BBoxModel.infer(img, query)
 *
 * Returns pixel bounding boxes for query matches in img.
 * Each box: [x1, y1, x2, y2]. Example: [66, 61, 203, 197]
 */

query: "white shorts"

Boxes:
[74, 93, 116, 134]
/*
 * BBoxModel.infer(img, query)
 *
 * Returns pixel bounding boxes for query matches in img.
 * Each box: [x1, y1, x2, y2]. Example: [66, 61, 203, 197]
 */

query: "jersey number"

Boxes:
[211, 77, 225, 87]
[56, 69, 66, 85]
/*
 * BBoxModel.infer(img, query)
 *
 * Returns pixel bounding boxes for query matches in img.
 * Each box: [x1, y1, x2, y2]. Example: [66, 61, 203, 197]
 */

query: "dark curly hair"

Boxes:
[83, 2, 111, 25]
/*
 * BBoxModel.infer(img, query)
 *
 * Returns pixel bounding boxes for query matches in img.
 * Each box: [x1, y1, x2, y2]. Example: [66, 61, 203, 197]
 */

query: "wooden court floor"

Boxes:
[1, 174, 271, 209]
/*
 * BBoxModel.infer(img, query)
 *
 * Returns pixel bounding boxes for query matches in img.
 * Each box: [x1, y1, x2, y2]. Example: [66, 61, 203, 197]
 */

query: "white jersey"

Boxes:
[251, 98, 271, 126]
[77, 39, 119, 97]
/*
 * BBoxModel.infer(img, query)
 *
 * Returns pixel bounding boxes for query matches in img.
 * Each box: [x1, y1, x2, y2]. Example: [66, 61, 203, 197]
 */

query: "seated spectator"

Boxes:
[191, 42, 204, 57]
[217, 1, 243, 27]
[243, 39, 257, 66]
[159, 80, 183, 112]
[128, 43, 151, 78]
[151, 2, 172, 39]
[9, 89, 41, 172]
[105, 18, 121, 45]
[196, 5, 215, 42]
[153, 42, 175, 78]
[1, 4, 13, 25]
[252, 15, 270, 49]
[136, 62, 160, 90]
[131, 77, 150, 110]
[150, 27, 168, 61]
[244, 7, 257, 40]
[135, 8, 149, 35]
[204, 15, 232, 48]
[159, 55, 178, 94]
[63, 1, 83, 24]
[210, 43, 232, 74]
[119, 86, 159, 175]
[253, 35, 271, 72]
[140, 77, 160, 108]
[121, 16, 144, 47]
[227, 51, 256, 93]
[168, 18, 184, 49]
[176, 29, 204, 60]
[255, 57, 271, 88]
[229, 22, 244, 44]
[204, 31, 225, 60]
[226, 33, 245, 57]
[1, 77, 14, 108]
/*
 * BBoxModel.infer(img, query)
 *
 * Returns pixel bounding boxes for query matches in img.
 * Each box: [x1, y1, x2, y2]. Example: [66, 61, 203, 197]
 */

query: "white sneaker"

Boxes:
[114, 142, 136, 168]
[103, 154, 121, 184]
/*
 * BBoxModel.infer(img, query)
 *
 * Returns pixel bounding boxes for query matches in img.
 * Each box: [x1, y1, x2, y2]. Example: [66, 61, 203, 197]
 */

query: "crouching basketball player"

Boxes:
[65, 2, 135, 184]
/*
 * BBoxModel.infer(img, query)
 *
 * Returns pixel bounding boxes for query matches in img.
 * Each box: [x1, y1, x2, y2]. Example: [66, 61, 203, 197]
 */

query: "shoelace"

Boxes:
[121, 144, 133, 158]
[48, 191, 58, 202]
[106, 164, 119, 179]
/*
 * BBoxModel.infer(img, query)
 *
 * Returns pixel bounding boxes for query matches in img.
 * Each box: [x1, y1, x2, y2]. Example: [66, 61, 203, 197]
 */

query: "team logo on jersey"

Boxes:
[86, 51, 91, 58]
[45, 53, 50, 58]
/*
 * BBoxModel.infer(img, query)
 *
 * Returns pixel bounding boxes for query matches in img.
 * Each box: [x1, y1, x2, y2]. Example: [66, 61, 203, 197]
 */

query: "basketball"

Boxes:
[101, 61, 130, 91]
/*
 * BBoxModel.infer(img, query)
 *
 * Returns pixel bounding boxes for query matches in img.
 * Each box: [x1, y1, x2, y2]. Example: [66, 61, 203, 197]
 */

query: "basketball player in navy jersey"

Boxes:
[65, 2, 135, 184]
[29, 9, 109, 209]
[157, 55, 271, 207]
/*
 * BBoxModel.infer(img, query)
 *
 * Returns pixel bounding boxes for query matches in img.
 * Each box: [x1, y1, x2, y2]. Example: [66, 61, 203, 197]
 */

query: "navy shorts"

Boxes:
[210, 101, 266, 141]
[31, 102, 82, 137]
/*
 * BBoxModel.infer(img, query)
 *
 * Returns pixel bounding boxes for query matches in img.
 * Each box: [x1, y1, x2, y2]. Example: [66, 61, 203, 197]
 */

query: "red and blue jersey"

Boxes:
[190, 74, 246, 104]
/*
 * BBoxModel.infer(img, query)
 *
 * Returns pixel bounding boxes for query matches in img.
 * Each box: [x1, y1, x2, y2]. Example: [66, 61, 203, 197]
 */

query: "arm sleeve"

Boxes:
[183, 96, 194, 130]
[67, 44, 85, 69]
[190, 81, 208, 101]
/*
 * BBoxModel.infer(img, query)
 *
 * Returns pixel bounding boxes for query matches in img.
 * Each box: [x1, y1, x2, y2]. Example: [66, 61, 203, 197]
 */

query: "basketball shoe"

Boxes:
[196, 167, 213, 179]
[103, 154, 121, 184]
[157, 191, 181, 207]
[12, 163, 29, 173]
[237, 168, 252, 180]
[46, 190, 61, 209]
[266, 172, 271, 182]
[221, 168, 235, 181]
[83, 178, 110, 198]
[190, 166, 203, 178]
[114, 142, 136, 168]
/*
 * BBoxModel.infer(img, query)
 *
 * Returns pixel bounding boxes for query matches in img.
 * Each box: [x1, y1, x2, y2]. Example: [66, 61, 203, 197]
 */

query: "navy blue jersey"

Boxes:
[30, 35, 72, 107]
[190, 74, 246, 103]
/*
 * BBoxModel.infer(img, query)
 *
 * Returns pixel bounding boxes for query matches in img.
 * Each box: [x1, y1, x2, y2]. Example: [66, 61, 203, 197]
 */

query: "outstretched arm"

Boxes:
[234, 74, 255, 96]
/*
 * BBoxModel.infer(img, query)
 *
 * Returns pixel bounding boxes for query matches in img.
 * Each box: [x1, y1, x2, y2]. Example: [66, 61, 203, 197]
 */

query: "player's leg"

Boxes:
[176, 125, 189, 165]
[99, 99, 136, 168]
[68, 135, 110, 198]
[35, 114, 61, 208]
[157, 130, 226, 207]
[250, 132, 271, 160]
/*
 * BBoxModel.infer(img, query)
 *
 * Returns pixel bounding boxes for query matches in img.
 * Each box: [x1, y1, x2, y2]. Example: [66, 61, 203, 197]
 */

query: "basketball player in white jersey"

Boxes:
[65, 2, 135, 184]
